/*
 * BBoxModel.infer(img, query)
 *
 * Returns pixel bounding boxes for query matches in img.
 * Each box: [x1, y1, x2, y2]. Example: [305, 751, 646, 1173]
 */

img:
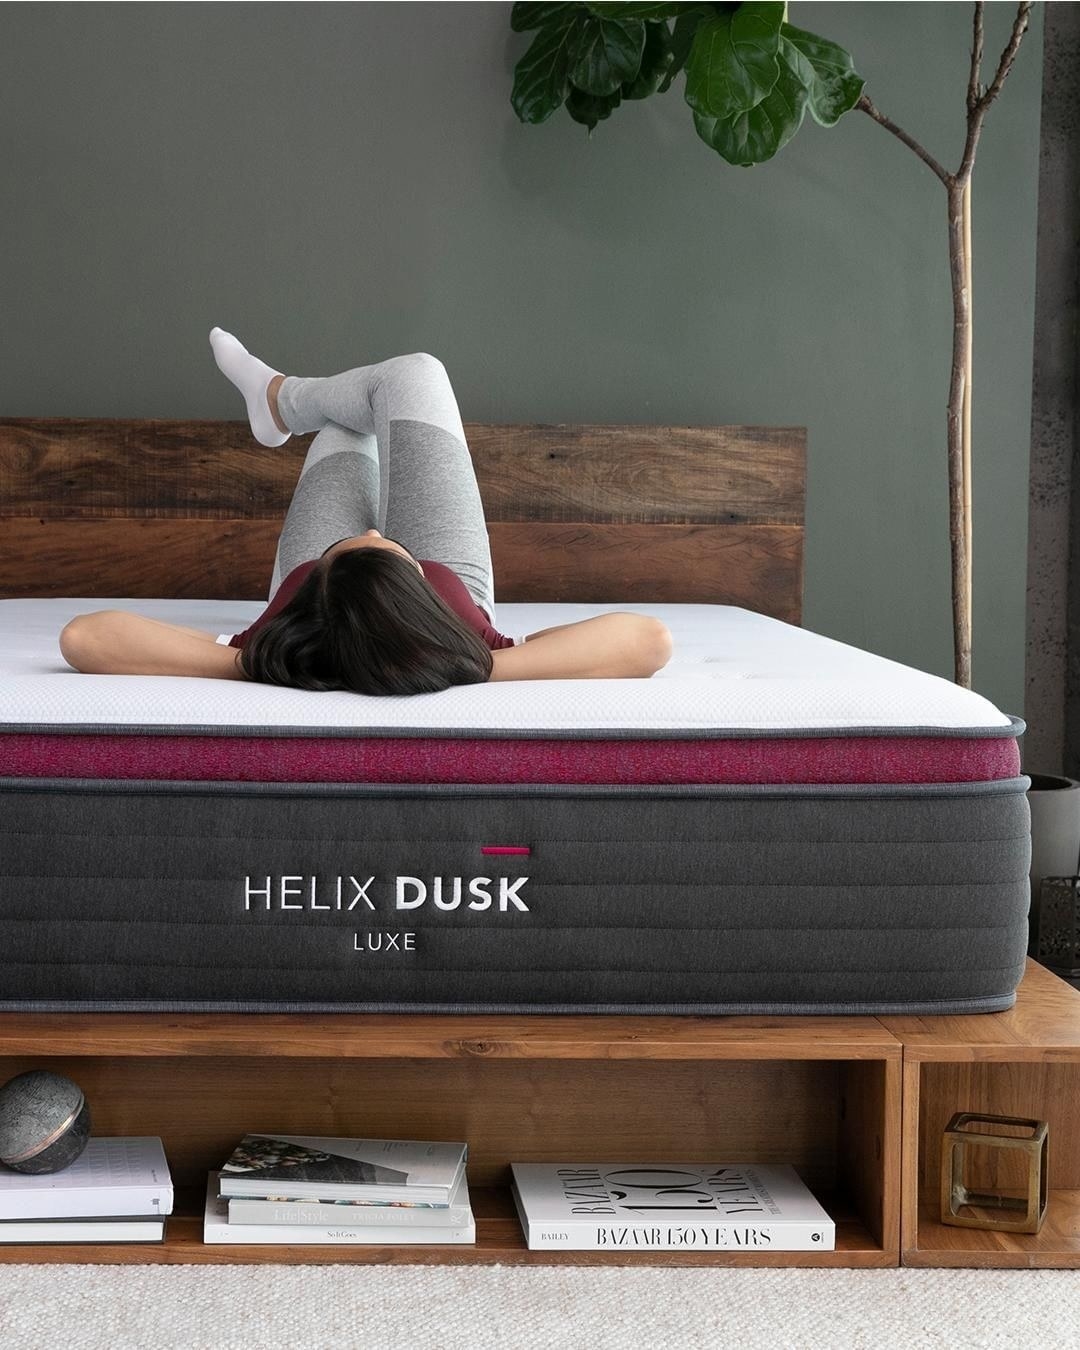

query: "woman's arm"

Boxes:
[61, 609, 673, 683]
[489, 613, 672, 682]
[60, 611, 249, 679]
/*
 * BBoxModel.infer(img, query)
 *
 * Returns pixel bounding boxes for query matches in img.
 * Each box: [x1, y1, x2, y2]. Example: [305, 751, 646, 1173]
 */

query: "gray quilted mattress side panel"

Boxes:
[0, 778, 1031, 1014]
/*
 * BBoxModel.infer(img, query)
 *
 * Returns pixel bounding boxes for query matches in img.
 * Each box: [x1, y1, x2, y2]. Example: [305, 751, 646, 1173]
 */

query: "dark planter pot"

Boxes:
[1027, 774, 1080, 960]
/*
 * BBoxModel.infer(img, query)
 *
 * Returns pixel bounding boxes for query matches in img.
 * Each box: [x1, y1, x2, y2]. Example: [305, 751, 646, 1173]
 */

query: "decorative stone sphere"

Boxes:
[0, 1071, 92, 1174]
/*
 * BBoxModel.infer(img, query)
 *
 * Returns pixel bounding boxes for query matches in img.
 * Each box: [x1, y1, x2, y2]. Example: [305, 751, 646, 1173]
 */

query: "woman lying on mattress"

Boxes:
[60, 332, 673, 695]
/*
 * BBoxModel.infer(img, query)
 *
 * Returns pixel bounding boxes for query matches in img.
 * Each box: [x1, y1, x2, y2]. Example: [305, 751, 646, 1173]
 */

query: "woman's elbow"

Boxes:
[59, 614, 90, 670]
[633, 615, 673, 677]
[60, 611, 117, 672]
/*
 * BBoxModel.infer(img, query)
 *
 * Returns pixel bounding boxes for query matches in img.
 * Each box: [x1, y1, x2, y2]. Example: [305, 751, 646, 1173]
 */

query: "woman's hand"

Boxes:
[60, 611, 248, 679]
[488, 612, 672, 682]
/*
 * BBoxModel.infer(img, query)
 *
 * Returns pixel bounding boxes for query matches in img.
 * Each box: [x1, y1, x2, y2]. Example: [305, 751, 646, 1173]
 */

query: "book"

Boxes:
[227, 1169, 472, 1228]
[217, 1134, 467, 1205]
[204, 1175, 476, 1245]
[0, 1138, 173, 1221]
[0, 1216, 165, 1245]
[510, 1162, 835, 1252]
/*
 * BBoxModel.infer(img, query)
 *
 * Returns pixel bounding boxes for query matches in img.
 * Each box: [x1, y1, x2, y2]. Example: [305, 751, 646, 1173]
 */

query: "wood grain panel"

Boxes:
[900, 1058, 922, 1260]
[0, 416, 805, 616]
[882, 960, 1080, 1062]
[0, 518, 804, 617]
[908, 1191, 1080, 1268]
[839, 1059, 900, 1252]
[0, 1011, 901, 1060]
[0, 519, 281, 600]
[0, 419, 307, 519]
[467, 423, 805, 524]
[0, 1055, 842, 1194]
[916, 1062, 1080, 1194]
[490, 522, 803, 619]
[905, 1061, 1080, 1268]
[0, 419, 804, 525]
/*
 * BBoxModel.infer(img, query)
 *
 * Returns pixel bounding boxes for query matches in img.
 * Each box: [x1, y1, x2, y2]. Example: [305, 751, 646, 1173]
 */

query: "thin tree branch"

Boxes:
[855, 94, 953, 188]
[957, 1, 1032, 182]
[979, 0, 1033, 112]
[967, 2, 985, 113]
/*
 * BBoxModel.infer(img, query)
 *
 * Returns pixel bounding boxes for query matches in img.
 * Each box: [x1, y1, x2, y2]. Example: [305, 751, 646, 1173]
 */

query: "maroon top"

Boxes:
[227, 558, 515, 651]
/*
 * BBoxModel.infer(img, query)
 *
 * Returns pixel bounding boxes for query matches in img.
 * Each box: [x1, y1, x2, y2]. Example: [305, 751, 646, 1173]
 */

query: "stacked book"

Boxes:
[0, 1137, 173, 1245]
[204, 1133, 474, 1245]
[511, 1161, 835, 1251]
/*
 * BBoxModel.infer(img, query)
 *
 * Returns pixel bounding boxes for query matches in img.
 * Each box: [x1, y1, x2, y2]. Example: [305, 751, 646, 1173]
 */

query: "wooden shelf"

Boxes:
[881, 960, 1080, 1269]
[0, 1013, 901, 1268]
[0, 1012, 900, 1061]
[0, 1187, 887, 1268]
[907, 1193, 1080, 1269]
[880, 959, 1080, 1062]
[12, 961, 1080, 1268]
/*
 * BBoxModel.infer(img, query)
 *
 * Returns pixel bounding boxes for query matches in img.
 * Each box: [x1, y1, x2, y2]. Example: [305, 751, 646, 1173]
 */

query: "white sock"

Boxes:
[209, 327, 290, 447]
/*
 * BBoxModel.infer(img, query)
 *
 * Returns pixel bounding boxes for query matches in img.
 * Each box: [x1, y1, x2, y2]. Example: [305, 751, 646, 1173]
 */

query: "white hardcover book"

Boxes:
[227, 1170, 472, 1228]
[510, 1163, 835, 1252]
[218, 1134, 467, 1204]
[0, 1138, 173, 1221]
[0, 1217, 165, 1244]
[204, 1175, 476, 1245]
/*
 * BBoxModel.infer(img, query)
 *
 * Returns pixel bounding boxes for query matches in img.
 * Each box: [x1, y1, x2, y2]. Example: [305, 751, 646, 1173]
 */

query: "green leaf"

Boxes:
[657, 7, 709, 94]
[568, 15, 647, 96]
[622, 19, 673, 99]
[684, 3, 785, 121]
[782, 22, 864, 126]
[511, 14, 582, 123]
[584, 2, 692, 17]
[511, 3, 578, 33]
[567, 85, 623, 131]
[692, 30, 809, 165]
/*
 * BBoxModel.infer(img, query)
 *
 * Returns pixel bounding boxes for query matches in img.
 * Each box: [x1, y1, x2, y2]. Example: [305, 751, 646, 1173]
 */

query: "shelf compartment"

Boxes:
[0, 1047, 899, 1268]
[881, 962, 1080, 1269]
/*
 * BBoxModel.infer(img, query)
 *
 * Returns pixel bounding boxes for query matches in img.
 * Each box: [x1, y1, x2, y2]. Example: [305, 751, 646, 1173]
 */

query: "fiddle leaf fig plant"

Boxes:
[510, 1, 1034, 689]
[510, 1, 863, 158]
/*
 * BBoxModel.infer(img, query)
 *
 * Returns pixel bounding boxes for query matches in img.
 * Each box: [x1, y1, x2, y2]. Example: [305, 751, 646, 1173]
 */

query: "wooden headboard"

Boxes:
[0, 420, 806, 623]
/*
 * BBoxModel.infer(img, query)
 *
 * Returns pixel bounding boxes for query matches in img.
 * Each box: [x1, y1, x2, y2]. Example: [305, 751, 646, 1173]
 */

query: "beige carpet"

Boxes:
[1, 1264, 1079, 1349]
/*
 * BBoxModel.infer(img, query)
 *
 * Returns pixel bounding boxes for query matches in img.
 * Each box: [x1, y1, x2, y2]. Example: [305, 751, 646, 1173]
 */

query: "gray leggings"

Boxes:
[272, 352, 495, 617]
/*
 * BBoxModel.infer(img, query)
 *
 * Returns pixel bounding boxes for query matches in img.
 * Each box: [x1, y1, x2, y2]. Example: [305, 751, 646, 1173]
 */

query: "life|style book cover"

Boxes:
[227, 1170, 473, 1228]
[511, 1162, 835, 1251]
[204, 1175, 476, 1245]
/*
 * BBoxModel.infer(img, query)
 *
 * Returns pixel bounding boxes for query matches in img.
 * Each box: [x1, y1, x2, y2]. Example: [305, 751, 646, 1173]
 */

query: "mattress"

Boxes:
[0, 599, 1030, 1015]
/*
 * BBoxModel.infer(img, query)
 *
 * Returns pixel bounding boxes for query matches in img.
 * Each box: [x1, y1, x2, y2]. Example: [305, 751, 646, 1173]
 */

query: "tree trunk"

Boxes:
[946, 178, 973, 688]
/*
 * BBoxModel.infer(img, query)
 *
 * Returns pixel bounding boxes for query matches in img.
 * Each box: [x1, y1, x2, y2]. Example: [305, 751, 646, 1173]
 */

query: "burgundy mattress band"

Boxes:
[0, 731, 1021, 785]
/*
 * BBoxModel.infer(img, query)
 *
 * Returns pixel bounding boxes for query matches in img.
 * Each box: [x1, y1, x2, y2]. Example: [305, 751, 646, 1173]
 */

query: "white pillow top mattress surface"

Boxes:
[0, 598, 1013, 735]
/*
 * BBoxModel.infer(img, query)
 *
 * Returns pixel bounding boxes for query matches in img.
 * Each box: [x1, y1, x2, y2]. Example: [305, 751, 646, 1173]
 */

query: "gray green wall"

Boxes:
[1, 2, 1044, 716]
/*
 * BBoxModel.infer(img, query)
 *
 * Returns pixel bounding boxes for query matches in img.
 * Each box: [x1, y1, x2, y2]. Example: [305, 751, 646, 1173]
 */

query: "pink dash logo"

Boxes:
[480, 846, 531, 857]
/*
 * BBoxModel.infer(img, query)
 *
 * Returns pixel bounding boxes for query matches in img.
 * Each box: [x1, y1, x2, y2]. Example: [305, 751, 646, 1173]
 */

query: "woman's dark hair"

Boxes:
[239, 548, 494, 695]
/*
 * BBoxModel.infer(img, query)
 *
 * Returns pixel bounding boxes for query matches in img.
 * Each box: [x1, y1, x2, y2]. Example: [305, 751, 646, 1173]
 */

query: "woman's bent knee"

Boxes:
[394, 351, 446, 380]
